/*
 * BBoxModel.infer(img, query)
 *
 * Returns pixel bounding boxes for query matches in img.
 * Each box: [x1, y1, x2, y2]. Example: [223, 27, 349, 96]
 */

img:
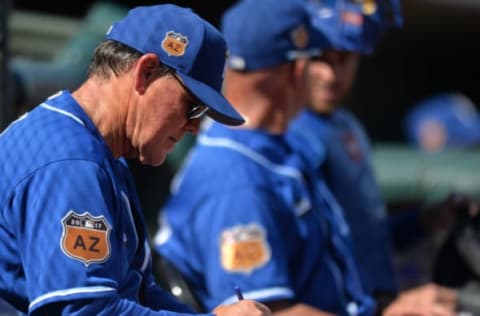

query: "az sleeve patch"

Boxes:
[219, 223, 271, 274]
[61, 211, 112, 266]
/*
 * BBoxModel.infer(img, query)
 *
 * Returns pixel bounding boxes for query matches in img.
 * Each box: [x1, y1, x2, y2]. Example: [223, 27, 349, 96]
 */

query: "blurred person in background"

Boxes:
[404, 92, 480, 153]
[286, 1, 474, 315]
[155, 0, 376, 315]
[404, 92, 480, 313]
[0, 4, 270, 316]
[287, 0, 401, 306]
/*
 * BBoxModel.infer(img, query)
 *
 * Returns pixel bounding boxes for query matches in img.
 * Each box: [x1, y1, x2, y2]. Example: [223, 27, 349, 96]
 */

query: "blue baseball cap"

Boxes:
[105, 4, 244, 126]
[405, 92, 480, 150]
[221, 0, 330, 71]
[307, 0, 403, 54]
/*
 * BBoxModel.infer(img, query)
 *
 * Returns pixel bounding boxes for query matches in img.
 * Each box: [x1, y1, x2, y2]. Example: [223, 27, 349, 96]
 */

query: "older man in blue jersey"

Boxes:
[155, 1, 375, 315]
[0, 4, 271, 316]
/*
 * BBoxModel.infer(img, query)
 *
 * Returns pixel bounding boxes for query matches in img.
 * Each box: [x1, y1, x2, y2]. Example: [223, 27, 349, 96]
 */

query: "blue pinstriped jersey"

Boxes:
[155, 122, 374, 316]
[288, 108, 398, 295]
[0, 91, 201, 315]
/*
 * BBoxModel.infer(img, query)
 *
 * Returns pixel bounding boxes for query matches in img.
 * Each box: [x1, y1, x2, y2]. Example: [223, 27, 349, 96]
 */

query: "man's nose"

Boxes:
[184, 117, 202, 134]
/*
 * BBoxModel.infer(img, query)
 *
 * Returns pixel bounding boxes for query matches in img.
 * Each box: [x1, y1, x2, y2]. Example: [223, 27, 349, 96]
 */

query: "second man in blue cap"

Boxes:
[155, 0, 375, 315]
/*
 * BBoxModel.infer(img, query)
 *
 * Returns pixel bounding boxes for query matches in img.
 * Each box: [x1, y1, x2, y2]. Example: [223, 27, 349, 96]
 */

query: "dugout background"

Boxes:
[6, 0, 480, 142]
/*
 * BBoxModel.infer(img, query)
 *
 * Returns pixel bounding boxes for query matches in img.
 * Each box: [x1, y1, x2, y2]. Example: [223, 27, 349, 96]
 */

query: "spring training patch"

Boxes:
[220, 223, 271, 274]
[61, 211, 112, 265]
[161, 31, 188, 56]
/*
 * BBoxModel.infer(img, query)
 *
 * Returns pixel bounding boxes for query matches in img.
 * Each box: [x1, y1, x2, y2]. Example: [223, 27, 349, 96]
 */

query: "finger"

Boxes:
[431, 304, 456, 316]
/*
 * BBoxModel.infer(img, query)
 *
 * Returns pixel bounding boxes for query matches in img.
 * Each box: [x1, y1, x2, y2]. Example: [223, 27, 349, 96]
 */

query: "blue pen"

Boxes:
[234, 286, 244, 301]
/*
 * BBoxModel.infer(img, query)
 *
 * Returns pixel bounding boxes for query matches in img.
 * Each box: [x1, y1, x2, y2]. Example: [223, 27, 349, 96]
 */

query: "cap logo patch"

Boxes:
[362, 0, 378, 15]
[290, 25, 309, 49]
[61, 211, 111, 265]
[220, 223, 271, 274]
[161, 31, 189, 56]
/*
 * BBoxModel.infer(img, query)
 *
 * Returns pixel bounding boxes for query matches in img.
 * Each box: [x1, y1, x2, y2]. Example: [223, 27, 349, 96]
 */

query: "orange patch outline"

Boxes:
[161, 30, 189, 56]
[60, 211, 112, 266]
[219, 223, 271, 274]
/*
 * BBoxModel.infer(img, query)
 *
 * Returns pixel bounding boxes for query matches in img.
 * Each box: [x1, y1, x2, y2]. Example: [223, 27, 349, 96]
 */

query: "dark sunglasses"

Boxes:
[172, 72, 209, 120]
[187, 103, 209, 120]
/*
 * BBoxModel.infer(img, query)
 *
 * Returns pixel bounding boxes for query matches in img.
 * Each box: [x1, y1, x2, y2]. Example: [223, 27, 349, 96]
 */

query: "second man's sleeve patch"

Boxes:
[219, 223, 271, 274]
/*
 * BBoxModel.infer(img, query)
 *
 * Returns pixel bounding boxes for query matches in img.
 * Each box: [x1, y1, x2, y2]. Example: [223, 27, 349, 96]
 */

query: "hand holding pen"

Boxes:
[212, 285, 271, 316]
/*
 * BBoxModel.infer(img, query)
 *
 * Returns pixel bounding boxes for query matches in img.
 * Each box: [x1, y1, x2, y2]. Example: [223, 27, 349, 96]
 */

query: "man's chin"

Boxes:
[309, 101, 337, 114]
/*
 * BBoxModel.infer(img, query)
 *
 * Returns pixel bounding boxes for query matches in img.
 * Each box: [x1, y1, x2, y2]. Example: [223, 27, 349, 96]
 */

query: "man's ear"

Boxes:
[134, 53, 160, 94]
[288, 58, 309, 106]
[292, 58, 308, 87]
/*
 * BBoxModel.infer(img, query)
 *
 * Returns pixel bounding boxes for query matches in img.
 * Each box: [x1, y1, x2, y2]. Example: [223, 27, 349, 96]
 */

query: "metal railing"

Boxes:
[0, 0, 11, 130]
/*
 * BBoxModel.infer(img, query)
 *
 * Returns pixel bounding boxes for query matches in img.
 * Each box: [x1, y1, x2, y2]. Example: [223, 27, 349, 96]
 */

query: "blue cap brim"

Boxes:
[177, 72, 244, 126]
